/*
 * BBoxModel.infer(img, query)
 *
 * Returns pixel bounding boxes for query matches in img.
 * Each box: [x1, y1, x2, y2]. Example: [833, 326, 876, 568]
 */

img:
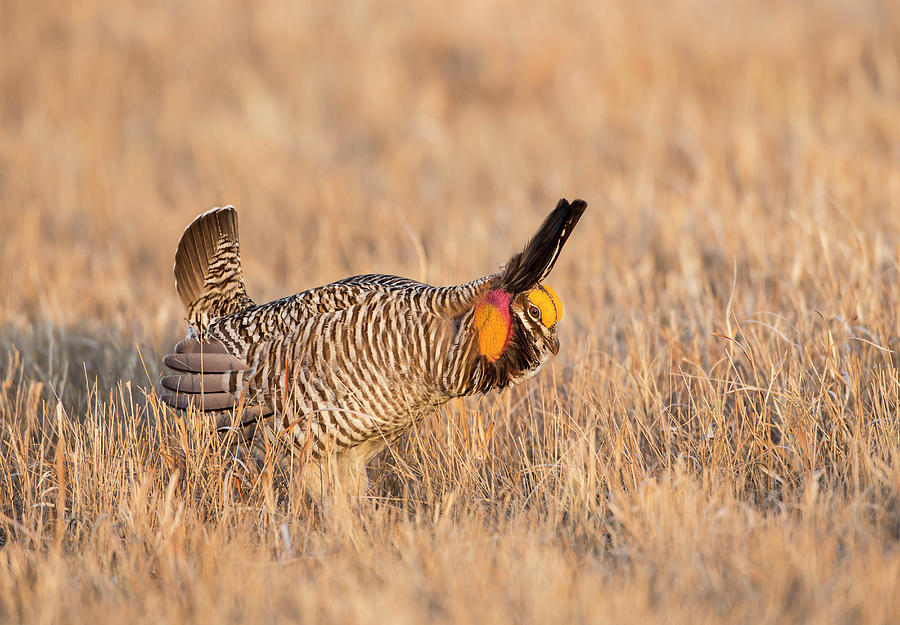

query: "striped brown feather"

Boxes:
[174, 206, 254, 331]
[161, 199, 587, 476]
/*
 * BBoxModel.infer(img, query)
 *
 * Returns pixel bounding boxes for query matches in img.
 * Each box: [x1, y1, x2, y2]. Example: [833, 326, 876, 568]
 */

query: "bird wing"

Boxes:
[334, 274, 428, 289]
[161, 284, 431, 422]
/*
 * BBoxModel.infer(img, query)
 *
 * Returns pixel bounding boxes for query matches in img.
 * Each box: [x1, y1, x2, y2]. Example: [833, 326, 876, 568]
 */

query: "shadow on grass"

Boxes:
[0, 319, 169, 419]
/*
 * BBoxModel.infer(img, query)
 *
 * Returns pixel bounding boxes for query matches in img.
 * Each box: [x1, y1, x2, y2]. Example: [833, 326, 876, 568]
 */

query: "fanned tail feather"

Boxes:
[165, 207, 262, 420]
[174, 206, 254, 332]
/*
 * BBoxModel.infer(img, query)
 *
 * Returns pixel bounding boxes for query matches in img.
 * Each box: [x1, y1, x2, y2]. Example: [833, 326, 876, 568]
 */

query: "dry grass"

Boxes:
[2, 0, 900, 622]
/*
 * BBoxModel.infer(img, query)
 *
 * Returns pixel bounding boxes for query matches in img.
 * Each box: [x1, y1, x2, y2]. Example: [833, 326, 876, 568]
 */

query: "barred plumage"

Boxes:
[161, 199, 586, 493]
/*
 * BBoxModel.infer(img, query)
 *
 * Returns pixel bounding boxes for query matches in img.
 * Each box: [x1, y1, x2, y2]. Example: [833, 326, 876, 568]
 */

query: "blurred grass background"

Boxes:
[2, 0, 900, 623]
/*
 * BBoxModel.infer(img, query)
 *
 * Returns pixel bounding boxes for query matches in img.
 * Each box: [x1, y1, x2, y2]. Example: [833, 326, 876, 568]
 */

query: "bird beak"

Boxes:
[549, 335, 560, 355]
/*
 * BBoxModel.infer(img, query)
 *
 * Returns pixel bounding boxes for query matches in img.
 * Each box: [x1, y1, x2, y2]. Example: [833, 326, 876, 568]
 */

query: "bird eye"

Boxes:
[528, 304, 541, 321]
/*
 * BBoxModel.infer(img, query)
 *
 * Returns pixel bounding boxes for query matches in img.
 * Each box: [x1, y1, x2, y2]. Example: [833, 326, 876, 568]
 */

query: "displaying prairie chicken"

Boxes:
[161, 199, 586, 493]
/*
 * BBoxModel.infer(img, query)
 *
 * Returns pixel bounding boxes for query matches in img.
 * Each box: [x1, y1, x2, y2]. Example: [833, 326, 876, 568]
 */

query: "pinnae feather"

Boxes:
[499, 198, 587, 294]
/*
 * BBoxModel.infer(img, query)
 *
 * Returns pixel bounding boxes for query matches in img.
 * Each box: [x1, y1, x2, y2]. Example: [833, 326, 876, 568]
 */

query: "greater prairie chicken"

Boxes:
[161, 199, 586, 492]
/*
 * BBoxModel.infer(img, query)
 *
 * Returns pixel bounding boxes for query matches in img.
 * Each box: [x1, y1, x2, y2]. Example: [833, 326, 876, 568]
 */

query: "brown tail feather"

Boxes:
[174, 206, 254, 331]
[500, 198, 586, 294]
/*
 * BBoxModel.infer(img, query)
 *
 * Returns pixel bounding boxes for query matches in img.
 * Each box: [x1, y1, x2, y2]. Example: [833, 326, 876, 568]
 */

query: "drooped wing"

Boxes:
[161, 337, 260, 412]
[160, 291, 378, 416]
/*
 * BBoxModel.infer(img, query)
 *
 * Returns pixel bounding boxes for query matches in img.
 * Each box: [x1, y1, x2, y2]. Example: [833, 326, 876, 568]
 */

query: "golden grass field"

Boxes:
[2, 0, 900, 622]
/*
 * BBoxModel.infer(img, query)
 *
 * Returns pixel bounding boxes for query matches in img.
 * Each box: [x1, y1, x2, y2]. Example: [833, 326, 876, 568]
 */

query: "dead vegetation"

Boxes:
[2, 0, 900, 622]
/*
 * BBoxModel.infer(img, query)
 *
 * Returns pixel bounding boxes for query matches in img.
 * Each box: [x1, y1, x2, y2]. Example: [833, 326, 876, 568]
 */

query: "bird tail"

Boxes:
[174, 206, 254, 332]
[499, 198, 587, 294]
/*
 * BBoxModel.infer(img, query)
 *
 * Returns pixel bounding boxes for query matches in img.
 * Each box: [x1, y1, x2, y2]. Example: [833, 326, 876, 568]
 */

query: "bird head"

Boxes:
[462, 197, 584, 394]
[474, 283, 563, 364]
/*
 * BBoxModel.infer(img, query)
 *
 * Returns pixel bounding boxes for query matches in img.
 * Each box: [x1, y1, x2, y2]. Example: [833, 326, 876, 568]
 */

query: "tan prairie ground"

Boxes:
[2, 0, 900, 623]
